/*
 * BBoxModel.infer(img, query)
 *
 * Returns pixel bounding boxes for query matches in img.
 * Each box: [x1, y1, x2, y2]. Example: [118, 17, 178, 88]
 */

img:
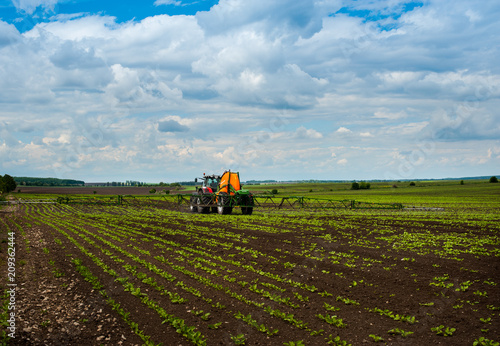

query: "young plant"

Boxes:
[473, 337, 499, 346]
[208, 322, 222, 329]
[230, 334, 246, 345]
[310, 329, 324, 336]
[431, 325, 456, 336]
[316, 314, 347, 328]
[283, 341, 305, 346]
[480, 317, 492, 324]
[369, 334, 384, 342]
[325, 334, 351, 345]
[387, 328, 413, 337]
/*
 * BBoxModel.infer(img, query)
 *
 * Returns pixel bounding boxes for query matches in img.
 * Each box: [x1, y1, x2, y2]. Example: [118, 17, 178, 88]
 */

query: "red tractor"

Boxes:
[190, 171, 254, 215]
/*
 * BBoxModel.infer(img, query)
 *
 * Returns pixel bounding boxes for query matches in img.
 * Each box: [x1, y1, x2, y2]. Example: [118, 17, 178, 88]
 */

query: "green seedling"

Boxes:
[310, 329, 324, 336]
[474, 290, 488, 297]
[473, 337, 499, 346]
[369, 334, 384, 342]
[230, 333, 246, 345]
[208, 322, 222, 329]
[325, 334, 351, 345]
[40, 320, 51, 327]
[388, 328, 413, 337]
[480, 317, 492, 324]
[283, 341, 305, 346]
[431, 325, 455, 336]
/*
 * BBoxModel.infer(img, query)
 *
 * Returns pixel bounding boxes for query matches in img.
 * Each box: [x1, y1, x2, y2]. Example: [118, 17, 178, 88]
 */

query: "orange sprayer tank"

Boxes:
[218, 171, 241, 195]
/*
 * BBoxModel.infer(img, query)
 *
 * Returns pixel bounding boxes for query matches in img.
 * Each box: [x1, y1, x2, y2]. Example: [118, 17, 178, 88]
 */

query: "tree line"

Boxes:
[15, 177, 85, 186]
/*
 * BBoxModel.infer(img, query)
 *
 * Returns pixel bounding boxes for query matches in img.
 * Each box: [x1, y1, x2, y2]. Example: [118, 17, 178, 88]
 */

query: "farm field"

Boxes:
[1, 182, 499, 345]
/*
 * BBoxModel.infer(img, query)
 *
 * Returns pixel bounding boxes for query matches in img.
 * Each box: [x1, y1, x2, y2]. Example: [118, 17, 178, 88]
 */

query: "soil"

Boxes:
[0, 201, 498, 346]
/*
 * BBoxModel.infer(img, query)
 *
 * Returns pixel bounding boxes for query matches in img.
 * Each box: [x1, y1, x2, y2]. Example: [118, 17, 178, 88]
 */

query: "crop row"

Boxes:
[6, 201, 499, 345]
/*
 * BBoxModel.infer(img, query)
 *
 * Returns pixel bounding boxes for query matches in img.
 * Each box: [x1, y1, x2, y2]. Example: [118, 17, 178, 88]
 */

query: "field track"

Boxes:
[1, 188, 499, 345]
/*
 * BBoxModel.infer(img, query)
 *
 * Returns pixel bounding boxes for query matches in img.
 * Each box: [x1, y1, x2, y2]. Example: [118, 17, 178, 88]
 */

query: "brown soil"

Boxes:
[1, 202, 498, 346]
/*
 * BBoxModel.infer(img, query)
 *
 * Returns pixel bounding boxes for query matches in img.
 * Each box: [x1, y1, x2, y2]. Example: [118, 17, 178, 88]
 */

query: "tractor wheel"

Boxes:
[189, 195, 198, 213]
[197, 197, 209, 214]
[241, 195, 254, 215]
[200, 190, 212, 204]
[217, 192, 232, 215]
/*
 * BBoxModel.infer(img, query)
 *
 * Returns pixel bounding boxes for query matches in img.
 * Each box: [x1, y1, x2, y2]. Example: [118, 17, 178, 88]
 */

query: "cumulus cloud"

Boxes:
[428, 109, 500, 141]
[0, 21, 21, 47]
[294, 126, 323, 139]
[336, 127, 352, 134]
[196, 0, 330, 39]
[50, 41, 105, 70]
[158, 119, 190, 133]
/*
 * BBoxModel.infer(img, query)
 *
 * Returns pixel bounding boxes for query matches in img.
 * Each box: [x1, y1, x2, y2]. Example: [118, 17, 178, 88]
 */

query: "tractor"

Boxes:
[189, 171, 254, 215]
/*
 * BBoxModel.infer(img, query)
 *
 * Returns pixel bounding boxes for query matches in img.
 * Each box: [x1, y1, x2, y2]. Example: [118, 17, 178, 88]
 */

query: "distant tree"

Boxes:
[460, 180, 464, 185]
[409, 181, 416, 186]
[271, 189, 278, 195]
[359, 182, 370, 189]
[490, 176, 498, 183]
[149, 188, 156, 194]
[351, 181, 370, 190]
[0, 174, 17, 193]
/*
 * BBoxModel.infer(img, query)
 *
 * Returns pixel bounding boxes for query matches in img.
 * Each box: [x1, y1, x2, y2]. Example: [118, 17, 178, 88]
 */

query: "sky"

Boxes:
[0, 0, 499, 183]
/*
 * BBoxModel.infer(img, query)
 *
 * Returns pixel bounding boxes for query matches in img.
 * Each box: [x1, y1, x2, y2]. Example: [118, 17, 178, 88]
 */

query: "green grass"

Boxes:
[244, 180, 500, 213]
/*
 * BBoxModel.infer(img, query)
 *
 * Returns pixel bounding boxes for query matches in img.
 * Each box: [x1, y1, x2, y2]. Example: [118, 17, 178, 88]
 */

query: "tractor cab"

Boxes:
[195, 173, 221, 194]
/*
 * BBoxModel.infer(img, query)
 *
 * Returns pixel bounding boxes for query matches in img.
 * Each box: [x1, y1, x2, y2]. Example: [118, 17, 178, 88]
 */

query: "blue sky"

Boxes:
[1, 0, 219, 32]
[0, 0, 499, 182]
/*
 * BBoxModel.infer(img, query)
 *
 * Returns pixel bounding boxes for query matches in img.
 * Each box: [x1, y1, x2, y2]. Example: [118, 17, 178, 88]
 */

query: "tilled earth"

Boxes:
[1, 202, 499, 346]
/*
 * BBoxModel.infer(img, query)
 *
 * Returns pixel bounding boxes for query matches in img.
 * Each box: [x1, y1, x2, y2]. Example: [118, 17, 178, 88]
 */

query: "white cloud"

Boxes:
[336, 127, 351, 134]
[294, 126, 323, 139]
[154, 0, 182, 6]
[0, 20, 22, 47]
[385, 122, 429, 136]
[158, 120, 189, 133]
[12, 0, 59, 14]
[239, 69, 265, 90]
[25, 15, 118, 40]
[196, 0, 331, 39]
[373, 110, 407, 120]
